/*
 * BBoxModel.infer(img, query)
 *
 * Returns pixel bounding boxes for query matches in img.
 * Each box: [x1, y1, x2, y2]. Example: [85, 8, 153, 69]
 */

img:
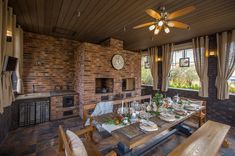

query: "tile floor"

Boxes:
[0, 117, 234, 156]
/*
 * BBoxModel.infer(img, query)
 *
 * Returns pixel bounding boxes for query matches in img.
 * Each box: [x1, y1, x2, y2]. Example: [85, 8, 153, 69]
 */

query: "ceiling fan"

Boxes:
[133, 6, 196, 35]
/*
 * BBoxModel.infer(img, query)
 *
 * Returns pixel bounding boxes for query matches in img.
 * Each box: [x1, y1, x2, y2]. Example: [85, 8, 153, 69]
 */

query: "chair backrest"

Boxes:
[83, 95, 151, 120]
[58, 125, 73, 156]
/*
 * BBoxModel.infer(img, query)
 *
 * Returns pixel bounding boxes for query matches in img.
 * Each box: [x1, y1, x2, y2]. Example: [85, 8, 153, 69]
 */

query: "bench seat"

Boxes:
[168, 120, 230, 156]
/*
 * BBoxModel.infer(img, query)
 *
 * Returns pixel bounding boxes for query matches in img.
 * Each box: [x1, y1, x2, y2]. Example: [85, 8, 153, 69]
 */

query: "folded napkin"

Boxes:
[85, 101, 113, 132]
[101, 123, 124, 133]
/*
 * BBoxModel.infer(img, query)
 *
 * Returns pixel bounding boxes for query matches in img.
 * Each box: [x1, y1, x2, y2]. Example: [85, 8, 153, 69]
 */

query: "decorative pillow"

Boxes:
[66, 130, 88, 156]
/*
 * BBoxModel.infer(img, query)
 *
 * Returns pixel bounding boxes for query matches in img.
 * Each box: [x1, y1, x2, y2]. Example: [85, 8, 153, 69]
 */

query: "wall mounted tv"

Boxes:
[2, 56, 18, 71]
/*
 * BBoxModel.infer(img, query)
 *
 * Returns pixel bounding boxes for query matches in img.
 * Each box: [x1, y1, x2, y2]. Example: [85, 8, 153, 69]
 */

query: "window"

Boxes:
[169, 49, 200, 90]
[141, 55, 153, 85]
[228, 71, 235, 94]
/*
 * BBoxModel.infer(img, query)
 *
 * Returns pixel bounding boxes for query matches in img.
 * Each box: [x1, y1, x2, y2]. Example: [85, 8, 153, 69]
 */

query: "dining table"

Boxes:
[93, 99, 206, 156]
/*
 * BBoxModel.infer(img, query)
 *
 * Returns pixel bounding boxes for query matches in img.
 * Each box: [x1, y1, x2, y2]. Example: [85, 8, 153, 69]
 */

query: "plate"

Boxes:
[159, 112, 176, 122]
[174, 109, 187, 116]
[140, 120, 158, 132]
[184, 104, 199, 111]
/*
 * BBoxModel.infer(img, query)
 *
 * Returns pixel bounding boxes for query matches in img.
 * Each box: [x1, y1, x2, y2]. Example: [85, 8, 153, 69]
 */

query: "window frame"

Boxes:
[169, 48, 200, 91]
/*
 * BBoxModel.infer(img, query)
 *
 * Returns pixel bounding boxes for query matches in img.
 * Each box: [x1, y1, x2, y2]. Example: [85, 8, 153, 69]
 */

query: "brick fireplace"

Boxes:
[74, 38, 141, 117]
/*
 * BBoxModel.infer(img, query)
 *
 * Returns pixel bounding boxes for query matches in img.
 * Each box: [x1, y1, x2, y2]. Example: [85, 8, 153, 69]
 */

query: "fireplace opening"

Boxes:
[96, 78, 114, 93]
[63, 96, 74, 107]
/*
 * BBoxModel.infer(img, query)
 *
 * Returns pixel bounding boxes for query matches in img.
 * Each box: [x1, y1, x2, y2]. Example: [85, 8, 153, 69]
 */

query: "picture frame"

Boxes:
[144, 61, 150, 69]
[179, 57, 190, 67]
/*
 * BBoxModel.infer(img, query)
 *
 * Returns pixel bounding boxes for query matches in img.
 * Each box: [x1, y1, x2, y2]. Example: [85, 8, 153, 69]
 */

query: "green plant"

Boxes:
[153, 92, 163, 109]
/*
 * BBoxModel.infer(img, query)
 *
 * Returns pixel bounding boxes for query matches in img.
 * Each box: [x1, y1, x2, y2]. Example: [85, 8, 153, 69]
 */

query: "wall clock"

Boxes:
[112, 54, 124, 70]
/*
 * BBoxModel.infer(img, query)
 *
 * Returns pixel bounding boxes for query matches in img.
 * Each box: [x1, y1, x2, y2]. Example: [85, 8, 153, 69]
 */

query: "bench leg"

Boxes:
[222, 139, 230, 148]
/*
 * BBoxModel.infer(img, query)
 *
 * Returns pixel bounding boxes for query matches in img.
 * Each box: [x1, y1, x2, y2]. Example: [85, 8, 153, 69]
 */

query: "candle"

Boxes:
[121, 101, 124, 114]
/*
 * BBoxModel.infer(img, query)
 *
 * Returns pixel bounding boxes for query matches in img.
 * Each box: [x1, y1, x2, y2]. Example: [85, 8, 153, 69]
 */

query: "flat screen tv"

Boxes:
[2, 56, 18, 71]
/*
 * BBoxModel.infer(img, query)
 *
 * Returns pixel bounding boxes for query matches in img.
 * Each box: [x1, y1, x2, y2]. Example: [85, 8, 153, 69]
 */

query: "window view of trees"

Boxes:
[141, 55, 153, 85]
[141, 48, 235, 93]
[228, 71, 235, 94]
[169, 49, 200, 90]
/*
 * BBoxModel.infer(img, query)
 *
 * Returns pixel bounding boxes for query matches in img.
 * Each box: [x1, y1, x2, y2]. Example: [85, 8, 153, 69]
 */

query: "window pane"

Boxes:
[169, 49, 200, 90]
[141, 56, 153, 85]
[228, 71, 235, 94]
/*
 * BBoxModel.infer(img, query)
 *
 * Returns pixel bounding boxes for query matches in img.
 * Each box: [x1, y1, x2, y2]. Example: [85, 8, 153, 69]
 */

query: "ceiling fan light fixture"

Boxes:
[167, 22, 174, 27]
[154, 28, 160, 35]
[158, 20, 163, 26]
[164, 27, 170, 33]
[149, 25, 155, 31]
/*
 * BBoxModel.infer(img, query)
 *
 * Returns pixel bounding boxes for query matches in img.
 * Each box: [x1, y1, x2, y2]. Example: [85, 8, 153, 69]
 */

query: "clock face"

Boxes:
[112, 54, 124, 70]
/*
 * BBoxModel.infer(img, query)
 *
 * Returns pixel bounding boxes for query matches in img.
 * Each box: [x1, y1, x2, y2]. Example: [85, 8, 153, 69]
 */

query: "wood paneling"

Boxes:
[8, 0, 235, 50]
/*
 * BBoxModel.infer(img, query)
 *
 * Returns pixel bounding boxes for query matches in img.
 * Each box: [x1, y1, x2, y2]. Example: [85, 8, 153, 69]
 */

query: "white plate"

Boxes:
[159, 115, 176, 122]
[140, 120, 158, 132]
[184, 104, 199, 111]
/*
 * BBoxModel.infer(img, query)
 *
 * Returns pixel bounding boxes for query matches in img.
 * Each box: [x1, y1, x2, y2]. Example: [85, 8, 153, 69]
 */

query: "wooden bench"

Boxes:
[58, 125, 116, 156]
[168, 120, 230, 156]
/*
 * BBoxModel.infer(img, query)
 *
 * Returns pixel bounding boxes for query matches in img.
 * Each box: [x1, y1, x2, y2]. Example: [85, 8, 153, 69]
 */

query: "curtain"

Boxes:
[161, 43, 174, 92]
[216, 30, 235, 100]
[0, 0, 8, 113]
[149, 47, 158, 90]
[2, 6, 15, 108]
[192, 36, 209, 97]
[14, 26, 24, 94]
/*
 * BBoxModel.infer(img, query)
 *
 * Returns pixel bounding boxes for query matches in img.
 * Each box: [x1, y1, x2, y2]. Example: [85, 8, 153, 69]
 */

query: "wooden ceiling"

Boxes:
[9, 0, 235, 50]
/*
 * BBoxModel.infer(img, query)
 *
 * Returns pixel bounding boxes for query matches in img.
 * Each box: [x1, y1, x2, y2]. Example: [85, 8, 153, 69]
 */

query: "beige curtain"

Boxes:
[0, 0, 8, 113]
[192, 36, 209, 97]
[149, 47, 158, 90]
[161, 43, 174, 92]
[14, 26, 24, 94]
[2, 6, 15, 108]
[216, 30, 235, 100]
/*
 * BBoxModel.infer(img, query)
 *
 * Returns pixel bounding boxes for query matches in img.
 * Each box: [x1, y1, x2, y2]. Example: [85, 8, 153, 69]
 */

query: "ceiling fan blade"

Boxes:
[167, 6, 196, 20]
[133, 21, 155, 29]
[145, 9, 161, 19]
[167, 21, 190, 29]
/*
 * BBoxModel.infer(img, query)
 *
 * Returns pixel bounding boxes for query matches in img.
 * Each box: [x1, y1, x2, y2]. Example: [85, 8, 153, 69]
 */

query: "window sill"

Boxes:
[141, 84, 153, 87]
[168, 87, 199, 92]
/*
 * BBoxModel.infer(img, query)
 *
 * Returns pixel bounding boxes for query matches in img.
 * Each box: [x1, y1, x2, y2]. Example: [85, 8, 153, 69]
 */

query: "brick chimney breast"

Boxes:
[101, 38, 123, 50]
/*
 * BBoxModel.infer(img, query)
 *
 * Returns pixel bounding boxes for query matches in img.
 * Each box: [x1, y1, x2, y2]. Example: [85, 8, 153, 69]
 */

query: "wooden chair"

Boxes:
[181, 97, 207, 127]
[58, 125, 116, 156]
[83, 95, 152, 124]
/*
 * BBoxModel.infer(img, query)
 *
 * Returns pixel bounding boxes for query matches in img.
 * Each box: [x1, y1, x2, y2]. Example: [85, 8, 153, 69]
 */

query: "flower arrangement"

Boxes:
[152, 92, 163, 110]
[105, 114, 131, 125]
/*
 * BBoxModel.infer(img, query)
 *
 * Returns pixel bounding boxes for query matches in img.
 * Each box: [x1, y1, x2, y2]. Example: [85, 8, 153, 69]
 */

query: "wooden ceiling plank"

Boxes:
[36, 0, 45, 34]
[76, 0, 119, 38]
[86, 0, 142, 41]
[26, 0, 39, 32]
[56, 0, 73, 28]
[68, 0, 91, 36]
[62, 0, 82, 31]
[43, 0, 54, 34]
[77, 0, 123, 41]
[69, 0, 100, 38]
[75, 0, 110, 37]
[48, 0, 63, 36]
[16, 0, 32, 31]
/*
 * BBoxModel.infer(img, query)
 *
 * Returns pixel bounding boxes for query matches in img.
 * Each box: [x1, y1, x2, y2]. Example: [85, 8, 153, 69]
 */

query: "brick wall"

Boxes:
[50, 95, 79, 120]
[142, 34, 235, 127]
[74, 38, 141, 116]
[23, 32, 80, 93]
